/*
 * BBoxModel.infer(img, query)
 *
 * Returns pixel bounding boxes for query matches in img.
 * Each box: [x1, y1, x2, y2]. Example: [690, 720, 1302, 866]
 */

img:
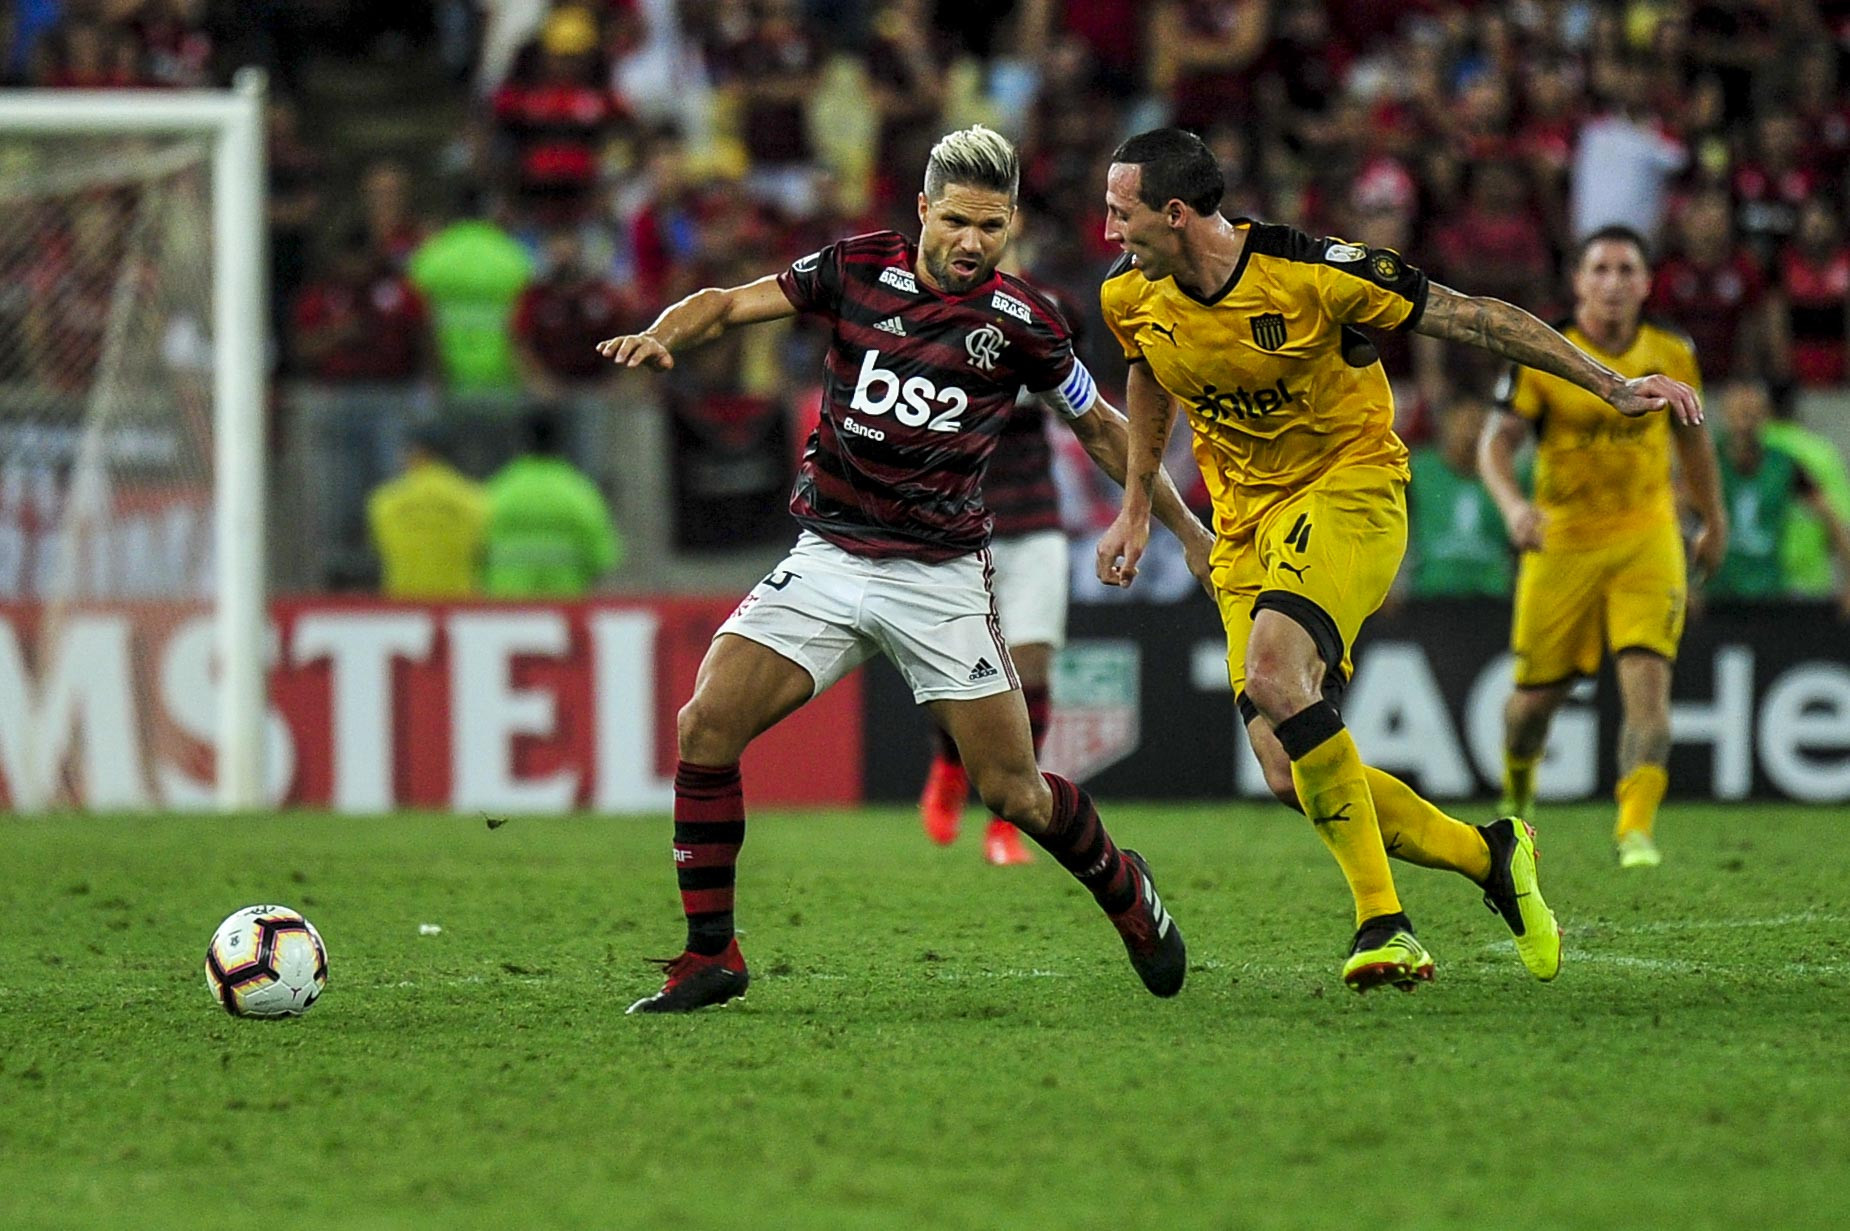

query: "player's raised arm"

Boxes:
[1416, 283, 1705, 426]
[1057, 390, 1213, 590]
[1095, 361, 1185, 588]
[596, 274, 796, 370]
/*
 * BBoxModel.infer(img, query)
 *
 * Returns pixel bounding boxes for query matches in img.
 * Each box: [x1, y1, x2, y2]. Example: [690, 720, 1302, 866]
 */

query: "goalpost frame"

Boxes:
[0, 71, 269, 811]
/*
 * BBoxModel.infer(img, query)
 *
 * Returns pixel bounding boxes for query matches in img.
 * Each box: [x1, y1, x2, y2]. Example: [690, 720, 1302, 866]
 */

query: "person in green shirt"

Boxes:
[483, 406, 621, 597]
[1762, 404, 1850, 597]
[406, 198, 533, 394]
[368, 423, 487, 598]
[1406, 394, 1515, 598]
[1709, 380, 1850, 616]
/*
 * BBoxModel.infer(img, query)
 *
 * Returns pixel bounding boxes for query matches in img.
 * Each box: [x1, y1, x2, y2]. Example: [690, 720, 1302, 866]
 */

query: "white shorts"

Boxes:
[987, 529, 1069, 649]
[716, 531, 1020, 703]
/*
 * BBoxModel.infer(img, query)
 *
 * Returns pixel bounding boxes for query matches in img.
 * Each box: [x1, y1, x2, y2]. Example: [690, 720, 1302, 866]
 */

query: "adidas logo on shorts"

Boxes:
[874, 316, 906, 336]
[968, 657, 999, 682]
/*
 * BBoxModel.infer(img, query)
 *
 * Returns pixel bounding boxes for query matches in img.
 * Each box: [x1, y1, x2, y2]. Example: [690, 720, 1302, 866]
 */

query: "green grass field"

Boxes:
[3, 802, 1848, 1230]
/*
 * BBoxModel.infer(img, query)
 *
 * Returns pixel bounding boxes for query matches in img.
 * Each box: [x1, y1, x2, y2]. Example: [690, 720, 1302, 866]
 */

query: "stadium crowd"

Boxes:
[5, 0, 1850, 600]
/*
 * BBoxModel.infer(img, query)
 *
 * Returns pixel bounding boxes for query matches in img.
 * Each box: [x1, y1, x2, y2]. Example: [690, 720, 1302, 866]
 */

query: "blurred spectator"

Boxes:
[358, 159, 431, 272]
[1406, 394, 1515, 599]
[367, 421, 487, 599]
[1789, 45, 1850, 183]
[135, 0, 212, 88]
[1773, 197, 1850, 389]
[405, 195, 534, 394]
[1570, 58, 1686, 243]
[5, 0, 62, 85]
[865, 0, 945, 208]
[290, 229, 433, 384]
[22, 195, 123, 393]
[1764, 395, 1850, 601]
[711, 0, 822, 217]
[1149, 0, 1272, 134]
[267, 99, 327, 366]
[1733, 110, 1824, 259]
[1433, 159, 1554, 317]
[491, 4, 626, 225]
[511, 226, 635, 398]
[1650, 187, 1773, 383]
[482, 405, 620, 597]
[1708, 381, 1850, 615]
[34, 18, 143, 88]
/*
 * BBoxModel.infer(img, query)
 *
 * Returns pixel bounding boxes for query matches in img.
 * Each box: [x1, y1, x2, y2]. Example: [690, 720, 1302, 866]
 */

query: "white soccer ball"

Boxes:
[205, 905, 328, 1018]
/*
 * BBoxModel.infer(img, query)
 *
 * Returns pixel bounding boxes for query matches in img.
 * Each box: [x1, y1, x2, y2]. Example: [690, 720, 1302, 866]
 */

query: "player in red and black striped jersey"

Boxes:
[600, 126, 1213, 1013]
[918, 275, 1078, 866]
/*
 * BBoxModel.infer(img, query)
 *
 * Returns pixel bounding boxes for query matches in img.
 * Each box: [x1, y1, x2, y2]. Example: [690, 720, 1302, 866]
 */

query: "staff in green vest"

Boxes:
[1407, 395, 1515, 597]
[1709, 380, 1850, 616]
[483, 405, 622, 597]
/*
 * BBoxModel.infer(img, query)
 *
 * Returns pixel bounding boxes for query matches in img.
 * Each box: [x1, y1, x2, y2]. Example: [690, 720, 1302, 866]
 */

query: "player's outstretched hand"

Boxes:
[1097, 510, 1150, 589]
[596, 333, 674, 370]
[1610, 373, 1702, 425]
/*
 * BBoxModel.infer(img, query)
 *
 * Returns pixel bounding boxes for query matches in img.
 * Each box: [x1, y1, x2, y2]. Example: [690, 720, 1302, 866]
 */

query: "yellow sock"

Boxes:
[1365, 767, 1492, 882]
[1289, 728, 1401, 927]
[1502, 751, 1539, 818]
[1615, 765, 1668, 840]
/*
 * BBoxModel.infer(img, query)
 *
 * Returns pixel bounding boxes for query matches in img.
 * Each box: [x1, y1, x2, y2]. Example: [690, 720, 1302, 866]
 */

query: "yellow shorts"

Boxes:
[1215, 466, 1408, 697]
[1511, 518, 1686, 687]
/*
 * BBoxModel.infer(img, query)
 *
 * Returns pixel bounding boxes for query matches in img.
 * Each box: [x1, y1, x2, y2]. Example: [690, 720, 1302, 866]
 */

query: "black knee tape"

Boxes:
[1273, 700, 1345, 760]
[1236, 691, 1260, 727]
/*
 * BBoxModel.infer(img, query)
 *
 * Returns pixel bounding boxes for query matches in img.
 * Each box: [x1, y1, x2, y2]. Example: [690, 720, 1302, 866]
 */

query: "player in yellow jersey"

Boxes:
[1096, 128, 1700, 993]
[1479, 226, 1726, 870]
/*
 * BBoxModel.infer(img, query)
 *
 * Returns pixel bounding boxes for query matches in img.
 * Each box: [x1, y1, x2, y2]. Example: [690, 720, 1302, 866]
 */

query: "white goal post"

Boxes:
[0, 72, 268, 810]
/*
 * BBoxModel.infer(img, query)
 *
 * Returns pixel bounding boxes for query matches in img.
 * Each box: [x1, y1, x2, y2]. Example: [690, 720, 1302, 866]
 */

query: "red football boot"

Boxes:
[919, 757, 968, 846]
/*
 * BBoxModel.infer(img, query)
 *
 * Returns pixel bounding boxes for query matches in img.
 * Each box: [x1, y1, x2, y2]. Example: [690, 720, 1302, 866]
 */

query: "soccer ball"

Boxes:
[205, 905, 328, 1018]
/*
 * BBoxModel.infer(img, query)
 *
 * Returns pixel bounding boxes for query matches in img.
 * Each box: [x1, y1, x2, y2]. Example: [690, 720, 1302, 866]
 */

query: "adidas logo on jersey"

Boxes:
[968, 657, 999, 682]
[874, 316, 906, 336]
[880, 266, 918, 293]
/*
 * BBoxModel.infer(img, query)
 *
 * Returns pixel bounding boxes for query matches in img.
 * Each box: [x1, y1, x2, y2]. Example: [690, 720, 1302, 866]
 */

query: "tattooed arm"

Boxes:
[1064, 392, 1213, 590]
[1415, 284, 1704, 424]
[1096, 360, 1206, 589]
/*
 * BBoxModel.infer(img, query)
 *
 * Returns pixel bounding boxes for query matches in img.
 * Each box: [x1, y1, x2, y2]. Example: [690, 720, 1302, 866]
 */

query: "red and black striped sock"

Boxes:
[1027, 773, 1137, 914]
[1024, 683, 1051, 760]
[930, 722, 962, 768]
[673, 760, 745, 956]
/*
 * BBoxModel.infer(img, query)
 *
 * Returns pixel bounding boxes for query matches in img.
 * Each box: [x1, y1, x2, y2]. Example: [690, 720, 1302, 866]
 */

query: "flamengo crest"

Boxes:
[965, 324, 1006, 371]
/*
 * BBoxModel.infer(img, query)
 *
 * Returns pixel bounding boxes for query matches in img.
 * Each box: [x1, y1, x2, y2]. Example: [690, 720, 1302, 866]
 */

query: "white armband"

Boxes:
[1029, 361, 1099, 420]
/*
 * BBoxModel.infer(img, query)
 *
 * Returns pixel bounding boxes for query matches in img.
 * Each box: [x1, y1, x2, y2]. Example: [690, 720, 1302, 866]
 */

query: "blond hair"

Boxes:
[922, 125, 1019, 204]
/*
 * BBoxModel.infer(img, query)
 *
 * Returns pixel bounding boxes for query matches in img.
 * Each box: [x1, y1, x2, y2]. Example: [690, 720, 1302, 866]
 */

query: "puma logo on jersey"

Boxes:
[1149, 322, 1179, 345]
[874, 316, 906, 336]
[968, 657, 999, 682]
[1279, 561, 1310, 581]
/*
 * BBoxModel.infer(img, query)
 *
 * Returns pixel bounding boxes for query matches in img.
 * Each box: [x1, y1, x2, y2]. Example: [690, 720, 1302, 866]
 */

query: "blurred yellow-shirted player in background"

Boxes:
[1479, 226, 1726, 870]
[1096, 129, 1702, 992]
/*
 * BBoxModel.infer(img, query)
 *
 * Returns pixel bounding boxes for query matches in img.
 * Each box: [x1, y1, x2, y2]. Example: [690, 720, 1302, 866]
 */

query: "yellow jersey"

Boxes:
[367, 458, 487, 598]
[1497, 319, 1700, 551]
[1100, 220, 1425, 546]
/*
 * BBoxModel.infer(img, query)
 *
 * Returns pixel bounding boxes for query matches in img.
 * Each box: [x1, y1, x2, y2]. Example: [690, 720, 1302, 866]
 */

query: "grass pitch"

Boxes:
[3, 801, 1848, 1230]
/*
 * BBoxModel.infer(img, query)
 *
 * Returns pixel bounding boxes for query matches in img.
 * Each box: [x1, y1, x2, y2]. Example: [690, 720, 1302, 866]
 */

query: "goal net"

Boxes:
[0, 83, 267, 812]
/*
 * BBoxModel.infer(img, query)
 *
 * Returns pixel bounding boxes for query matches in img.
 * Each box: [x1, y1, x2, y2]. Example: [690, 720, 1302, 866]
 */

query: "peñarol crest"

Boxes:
[1248, 312, 1287, 351]
[1040, 640, 1141, 783]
